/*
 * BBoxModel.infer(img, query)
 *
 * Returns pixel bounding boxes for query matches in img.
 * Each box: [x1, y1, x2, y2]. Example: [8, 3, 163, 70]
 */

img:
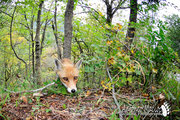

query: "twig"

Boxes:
[106, 63, 124, 120]
[96, 88, 105, 105]
[115, 93, 153, 102]
[50, 106, 71, 119]
[4, 82, 55, 94]
[84, 106, 103, 119]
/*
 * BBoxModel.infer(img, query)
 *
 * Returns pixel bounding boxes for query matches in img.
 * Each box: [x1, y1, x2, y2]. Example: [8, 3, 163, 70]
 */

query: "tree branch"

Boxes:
[104, 0, 110, 6]
[0, 9, 12, 17]
[74, 37, 83, 54]
[10, 4, 28, 76]
[112, 0, 128, 15]
[110, 0, 115, 6]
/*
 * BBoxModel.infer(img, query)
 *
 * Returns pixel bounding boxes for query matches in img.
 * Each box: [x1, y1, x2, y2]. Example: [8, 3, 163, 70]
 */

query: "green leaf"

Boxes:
[62, 104, 67, 109]
[135, 70, 141, 75]
[127, 77, 133, 84]
[84, 66, 90, 72]
[46, 109, 52, 113]
[89, 66, 95, 72]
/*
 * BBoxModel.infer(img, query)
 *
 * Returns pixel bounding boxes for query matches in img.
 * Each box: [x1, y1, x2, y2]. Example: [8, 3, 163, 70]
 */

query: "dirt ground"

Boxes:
[0, 88, 177, 120]
[1, 89, 117, 120]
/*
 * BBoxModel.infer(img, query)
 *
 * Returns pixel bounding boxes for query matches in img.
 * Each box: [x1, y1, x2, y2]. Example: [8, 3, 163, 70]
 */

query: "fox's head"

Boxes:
[55, 58, 82, 93]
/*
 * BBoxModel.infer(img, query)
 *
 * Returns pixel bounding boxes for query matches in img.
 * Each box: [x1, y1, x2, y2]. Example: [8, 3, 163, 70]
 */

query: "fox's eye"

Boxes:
[74, 76, 78, 80]
[63, 77, 68, 81]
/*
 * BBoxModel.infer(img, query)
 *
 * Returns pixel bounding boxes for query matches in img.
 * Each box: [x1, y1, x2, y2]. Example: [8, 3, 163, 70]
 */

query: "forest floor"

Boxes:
[0, 87, 176, 120]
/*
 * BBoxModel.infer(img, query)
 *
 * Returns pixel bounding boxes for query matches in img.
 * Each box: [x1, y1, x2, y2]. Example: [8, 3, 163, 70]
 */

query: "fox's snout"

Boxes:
[55, 58, 82, 93]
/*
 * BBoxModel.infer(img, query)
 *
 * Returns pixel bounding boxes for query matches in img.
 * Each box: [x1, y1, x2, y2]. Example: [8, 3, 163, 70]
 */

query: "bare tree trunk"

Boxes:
[52, 0, 62, 59]
[63, 0, 74, 59]
[31, 15, 35, 78]
[35, 0, 44, 85]
[105, 0, 113, 25]
[124, 0, 137, 51]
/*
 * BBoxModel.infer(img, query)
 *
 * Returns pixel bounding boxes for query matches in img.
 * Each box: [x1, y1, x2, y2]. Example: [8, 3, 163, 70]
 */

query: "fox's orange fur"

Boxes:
[55, 58, 82, 93]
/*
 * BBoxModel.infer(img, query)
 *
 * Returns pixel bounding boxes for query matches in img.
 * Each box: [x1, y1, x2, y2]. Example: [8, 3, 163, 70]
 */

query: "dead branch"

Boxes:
[4, 82, 55, 94]
[106, 63, 124, 120]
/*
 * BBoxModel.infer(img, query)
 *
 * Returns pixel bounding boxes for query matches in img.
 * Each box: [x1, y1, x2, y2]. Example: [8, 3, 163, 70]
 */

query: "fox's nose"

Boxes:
[71, 89, 76, 93]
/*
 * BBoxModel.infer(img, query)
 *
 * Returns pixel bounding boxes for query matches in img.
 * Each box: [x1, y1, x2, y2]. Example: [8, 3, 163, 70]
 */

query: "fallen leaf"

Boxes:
[51, 94, 56, 98]
[152, 86, 156, 91]
[95, 94, 99, 96]
[33, 93, 43, 97]
[20, 96, 28, 104]
[159, 93, 165, 100]
[142, 93, 149, 97]
[101, 107, 109, 114]
[26, 116, 33, 120]
[85, 90, 91, 97]
[19, 104, 28, 108]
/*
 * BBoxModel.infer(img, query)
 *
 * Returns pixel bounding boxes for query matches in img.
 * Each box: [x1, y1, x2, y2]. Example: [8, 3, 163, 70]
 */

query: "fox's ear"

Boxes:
[75, 59, 82, 70]
[55, 59, 63, 70]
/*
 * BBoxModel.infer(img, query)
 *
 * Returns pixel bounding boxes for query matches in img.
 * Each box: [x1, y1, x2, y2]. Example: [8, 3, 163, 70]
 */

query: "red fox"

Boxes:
[55, 58, 82, 93]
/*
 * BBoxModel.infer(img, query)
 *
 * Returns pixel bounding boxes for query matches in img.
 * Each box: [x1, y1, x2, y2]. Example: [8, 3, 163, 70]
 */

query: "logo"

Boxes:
[160, 102, 170, 117]
[121, 101, 171, 117]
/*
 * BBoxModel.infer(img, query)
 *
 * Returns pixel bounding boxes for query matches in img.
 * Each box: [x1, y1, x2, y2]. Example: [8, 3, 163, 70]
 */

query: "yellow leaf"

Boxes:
[108, 57, 115, 64]
[101, 80, 105, 85]
[131, 50, 134, 54]
[152, 68, 158, 73]
[130, 31, 134, 34]
[85, 90, 91, 97]
[106, 40, 113, 45]
[117, 23, 122, 30]
[127, 37, 131, 40]
[113, 26, 118, 30]
[120, 31, 124, 34]
[98, 11, 103, 16]
[102, 84, 108, 89]
[105, 24, 110, 28]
